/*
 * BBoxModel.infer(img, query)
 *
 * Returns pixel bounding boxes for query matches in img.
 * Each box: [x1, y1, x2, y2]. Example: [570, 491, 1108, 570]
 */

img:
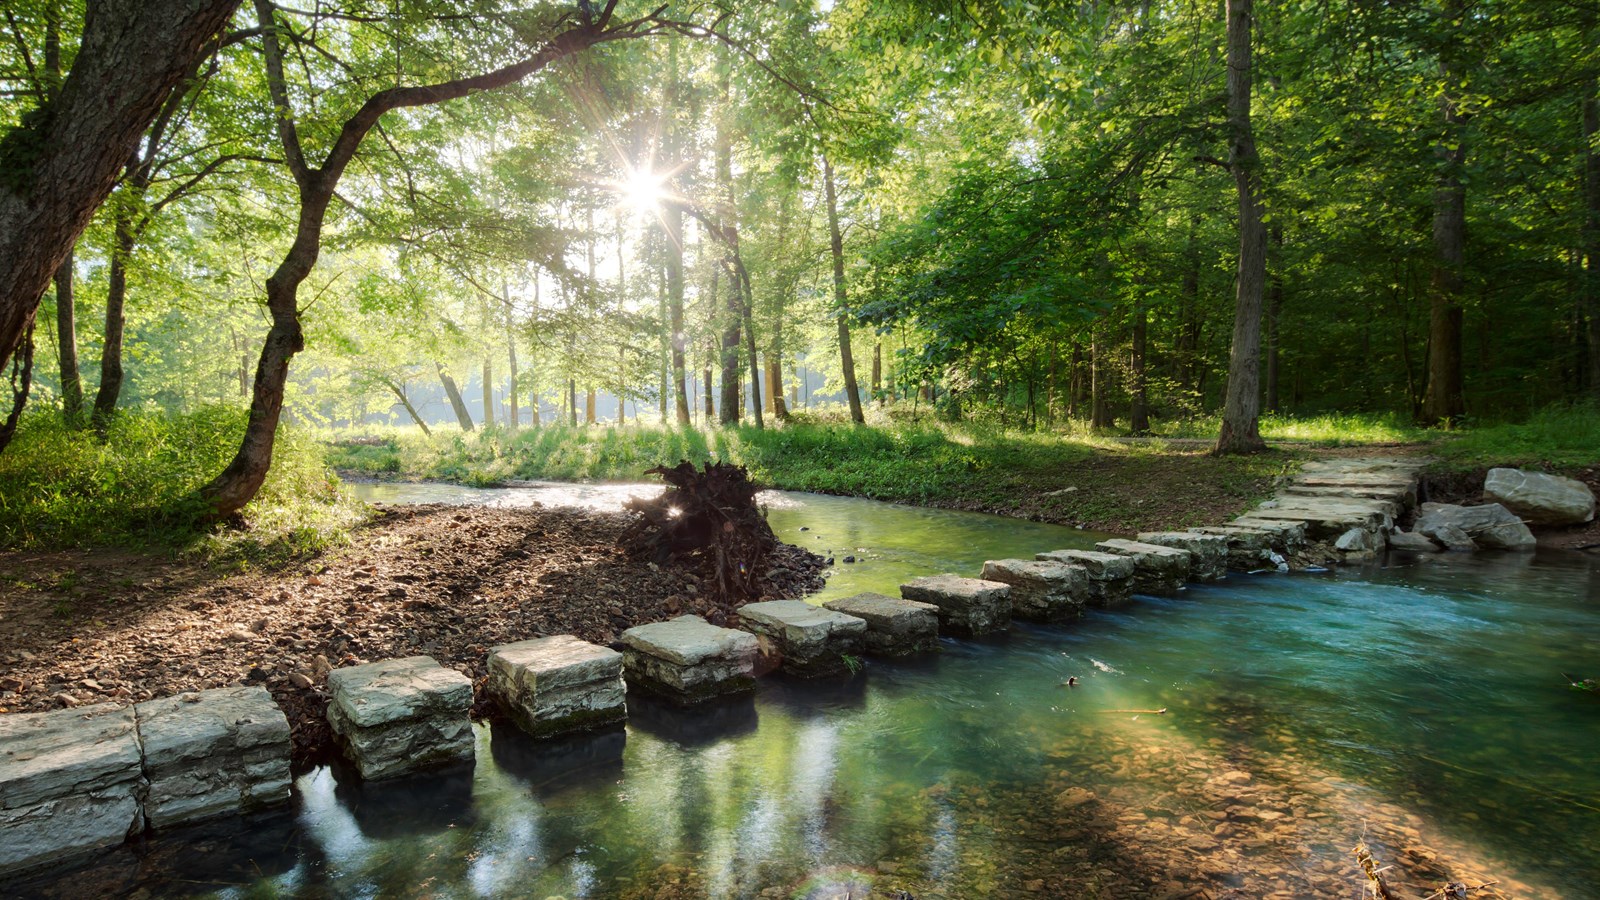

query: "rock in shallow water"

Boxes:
[488, 635, 626, 738]
[135, 685, 292, 828]
[1414, 502, 1536, 551]
[822, 592, 940, 657]
[900, 574, 1012, 637]
[326, 655, 475, 780]
[621, 615, 758, 703]
[736, 600, 866, 677]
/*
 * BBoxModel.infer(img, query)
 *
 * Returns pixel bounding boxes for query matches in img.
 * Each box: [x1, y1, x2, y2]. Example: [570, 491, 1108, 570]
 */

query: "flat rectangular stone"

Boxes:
[1136, 532, 1229, 583]
[621, 615, 758, 704]
[900, 574, 1011, 637]
[135, 686, 291, 828]
[822, 592, 940, 657]
[0, 704, 145, 876]
[1226, 518, 1308, 553]
[979, 559, 1088, 622]
[1192, 526, 1281, 570]
[1240, 505, 1389, 539]
[327, 656, 475, 780]
[1035, 550, 1134, 607]
[488, 636, 627, 738]
[738, 600, 867, 677]
[1094, 539, 1190, 596]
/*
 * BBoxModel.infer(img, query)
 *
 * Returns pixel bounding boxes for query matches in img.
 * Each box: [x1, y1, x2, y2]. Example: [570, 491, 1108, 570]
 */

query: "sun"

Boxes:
[618, 166, 668, 213]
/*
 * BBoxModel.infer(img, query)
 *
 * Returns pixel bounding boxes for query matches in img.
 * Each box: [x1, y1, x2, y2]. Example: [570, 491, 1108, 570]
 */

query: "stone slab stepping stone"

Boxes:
[1094, 539, 1190, 596]
[488, 635, 626, 738]
[327, 656, 475, 781]
[1191, 527, 1280, 570]
[1036, 549, 1135, 606]
[1226, 518, 1308, 553]
[621, 615, 759, 703]
[737, 600, 868, 677]
[0, 704, 144, 876]
[822, 592, 940, 657]
[1235, 506, 1387, 540]
[979, 559, 1089, 622]
[135, 686, 291, 829]
[1272, 492, 1403, 519]
[1279, 483, 1417, 507]
[1136, 532, 1229, 583]
[901, 574, 1011, 637]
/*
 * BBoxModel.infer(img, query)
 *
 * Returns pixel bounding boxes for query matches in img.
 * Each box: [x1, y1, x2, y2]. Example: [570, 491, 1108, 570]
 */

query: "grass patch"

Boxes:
[0, 407, 365, 565]
[1434, 402, 1600, 471]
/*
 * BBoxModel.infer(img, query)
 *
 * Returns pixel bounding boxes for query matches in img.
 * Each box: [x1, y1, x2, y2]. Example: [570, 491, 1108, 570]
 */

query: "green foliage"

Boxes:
[0, 408, 364, 562]
[1435, 403, 1600, 470]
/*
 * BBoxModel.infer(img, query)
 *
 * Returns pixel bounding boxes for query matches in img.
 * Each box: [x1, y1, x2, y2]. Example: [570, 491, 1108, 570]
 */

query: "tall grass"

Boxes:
[0, 407, 365, 562]
[1436, 402, 1600, 469]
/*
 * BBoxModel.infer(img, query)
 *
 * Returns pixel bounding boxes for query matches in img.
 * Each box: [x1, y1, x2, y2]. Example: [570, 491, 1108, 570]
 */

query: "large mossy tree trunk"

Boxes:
[1214, 0, 1269, 456]
[0, 0, 242, 383]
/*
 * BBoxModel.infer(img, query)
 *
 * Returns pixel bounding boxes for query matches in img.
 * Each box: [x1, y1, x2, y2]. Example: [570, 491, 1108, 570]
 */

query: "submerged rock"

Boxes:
[1387, 530, 1442, 553]
[1483, 467, 1595, 526]
[1414, 502, 1536, 551]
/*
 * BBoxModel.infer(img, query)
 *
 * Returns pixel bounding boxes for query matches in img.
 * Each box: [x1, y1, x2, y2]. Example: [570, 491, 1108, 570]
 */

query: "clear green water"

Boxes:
[10, 487, 1598, 898]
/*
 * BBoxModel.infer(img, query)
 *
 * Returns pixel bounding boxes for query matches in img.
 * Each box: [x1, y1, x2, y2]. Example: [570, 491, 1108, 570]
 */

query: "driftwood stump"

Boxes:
[622, 462, 776, 604]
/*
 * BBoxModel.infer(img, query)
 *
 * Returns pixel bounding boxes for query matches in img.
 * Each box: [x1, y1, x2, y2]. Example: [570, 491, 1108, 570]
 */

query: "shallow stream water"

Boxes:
[12, 483, 1599, 898]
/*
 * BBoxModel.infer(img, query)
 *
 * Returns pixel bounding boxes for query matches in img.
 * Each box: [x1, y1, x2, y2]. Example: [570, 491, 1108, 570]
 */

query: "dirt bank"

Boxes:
[0, 504, 825, 765]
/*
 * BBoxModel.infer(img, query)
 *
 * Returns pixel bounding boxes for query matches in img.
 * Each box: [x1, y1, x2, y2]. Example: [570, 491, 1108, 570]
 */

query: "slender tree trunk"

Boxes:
[1090, 325, 1114, 429]
[504, 289, 519, 429]
[54, 247, 83, 428]
[482, 357, 494, 428]
[823, 158, 866, 423]
[0, 323, 35, 453]
[703, 340, 715, 423]
[1130, 300, 1149, 434]
[717, 271, 742, 425]
[568, 378, 578, 427]
[1045, 341, 1058, 428]
[92, 217, 136, 433]
[386, 381, 430, 435]
[871, 341, 882, 405]
[1584, 82, 1600, 396]
[1421, 0, 1468, 425]
[584, 388, 596, 425]
[436, 363, 475, 432]
[1214, 0, 1269, 455]
[1069, 342, 1084, 419]
[665, 203, 691, 424]
[1266, 225, 1284, 414]
[739, 266, 764, 430]
[1177, 239, 1201, 396]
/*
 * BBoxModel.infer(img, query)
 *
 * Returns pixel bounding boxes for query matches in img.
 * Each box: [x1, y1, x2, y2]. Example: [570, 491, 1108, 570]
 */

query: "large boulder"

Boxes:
[1414, 502, 1536, 551]
[1483, 468, 1595, 526]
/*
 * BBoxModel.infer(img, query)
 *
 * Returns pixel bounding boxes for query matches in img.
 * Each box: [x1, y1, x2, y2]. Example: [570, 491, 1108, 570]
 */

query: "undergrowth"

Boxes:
[1434, 402, 1600, 470]
[0, 407, 365, 565]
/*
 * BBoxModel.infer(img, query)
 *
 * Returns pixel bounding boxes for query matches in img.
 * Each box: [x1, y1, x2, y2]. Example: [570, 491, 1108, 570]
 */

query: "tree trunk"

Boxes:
[703, 344, 715, 423]
[665, 203, 691, 425]
[568, 378, 578, 427]
[437, 363, 475, 431]
[823, 158, 866, 424]
[386, 381, 430, 435]
[1090, 325, 1114, 430]
[482, 357, 494, 427]
[92, 217, 136, 433]
[0, 323, 35, 453]
[740, 267, 764, 430]
[1214, 0, 1269, 455]
[504, 289, 519, 429]
[0, 0, 243, 379]
[1266, 225, 1284, 414]
[1420, 0, 1468, 425]
[871, 341, 882, 405]
[1130, 300, 1149, 434]
[1069, 341, 1084, 419]
[718, 271, 742, 425]
[1584, 82, 1600, 396]
[54, 247, 83, 428]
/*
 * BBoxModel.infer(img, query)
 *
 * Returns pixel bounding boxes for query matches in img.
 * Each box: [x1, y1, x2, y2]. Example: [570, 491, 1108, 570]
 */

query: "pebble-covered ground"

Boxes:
[0, 503, 824, 764]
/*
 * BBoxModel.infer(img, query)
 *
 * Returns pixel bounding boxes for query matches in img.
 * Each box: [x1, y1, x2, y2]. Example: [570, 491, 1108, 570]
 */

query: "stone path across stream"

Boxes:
[0, 456, 1435, 879]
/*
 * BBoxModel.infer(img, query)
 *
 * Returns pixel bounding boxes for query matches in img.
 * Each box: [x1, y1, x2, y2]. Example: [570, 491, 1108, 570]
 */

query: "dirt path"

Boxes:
[0, 504, 824, 764]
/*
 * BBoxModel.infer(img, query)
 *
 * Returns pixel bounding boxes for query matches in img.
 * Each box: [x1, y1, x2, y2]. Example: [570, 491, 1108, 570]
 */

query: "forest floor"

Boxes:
[0, 503, 824, 765]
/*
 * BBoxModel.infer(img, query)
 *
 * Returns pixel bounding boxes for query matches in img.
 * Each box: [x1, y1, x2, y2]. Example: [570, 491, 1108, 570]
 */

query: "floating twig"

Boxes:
[1096, 707, 1167, 715]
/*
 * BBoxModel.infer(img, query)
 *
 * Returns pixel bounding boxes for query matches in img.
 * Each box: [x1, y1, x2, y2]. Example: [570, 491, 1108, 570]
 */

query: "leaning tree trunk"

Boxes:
[385, 381, 430, 435]
[54, 247, 83, 428]
[0, 0, 243, 381]
[1214, 0, 1269, 455]
[436, 363, 475, 432]
[1421, 0, 1468, 425]
[824, 158, 866, 424]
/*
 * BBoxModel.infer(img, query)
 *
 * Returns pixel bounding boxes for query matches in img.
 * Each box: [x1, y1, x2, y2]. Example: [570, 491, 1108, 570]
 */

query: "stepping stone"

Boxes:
[822, 592, 941, 657]
[327, 656, 475, 781]
[1036, 549, 1135, 607]
[1136, 532, 1229, 583]
[979, 559, 1089, 622]
[135, 686, 291, 829]
[621, 615, 759, 704]
[1192, 526, 1282, 571]
[1226, 518, 1308, 554]
[901, 574, 1012, 637]
[1272, 491, 1403, 519]
[0, 704, 145, 876]
[488, 635, 626, 738]
[1094, 539, 1191, 596]
[737, 600, 868, 677]
[1279, 482, 1417, 508]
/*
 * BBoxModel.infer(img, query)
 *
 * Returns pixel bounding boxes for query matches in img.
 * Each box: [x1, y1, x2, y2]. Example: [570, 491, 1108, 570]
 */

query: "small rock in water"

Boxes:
[799, 526, 810, 531]
[824, 557, 835, 565]
[843, 555, 856, 564]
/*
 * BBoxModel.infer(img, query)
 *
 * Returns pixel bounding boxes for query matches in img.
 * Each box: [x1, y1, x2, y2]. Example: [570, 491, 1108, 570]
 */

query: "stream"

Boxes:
[13, 482, 1600, 898]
